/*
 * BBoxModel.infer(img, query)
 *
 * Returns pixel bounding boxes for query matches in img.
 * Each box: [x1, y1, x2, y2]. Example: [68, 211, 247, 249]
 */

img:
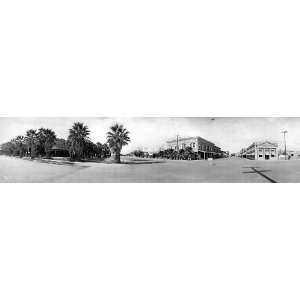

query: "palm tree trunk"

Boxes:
[111, 150, 121, 163]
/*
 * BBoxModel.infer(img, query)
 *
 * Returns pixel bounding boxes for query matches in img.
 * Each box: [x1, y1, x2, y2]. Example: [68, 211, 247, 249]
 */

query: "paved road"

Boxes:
[1, 155, 300, 183]
[0, 156, 86, 182]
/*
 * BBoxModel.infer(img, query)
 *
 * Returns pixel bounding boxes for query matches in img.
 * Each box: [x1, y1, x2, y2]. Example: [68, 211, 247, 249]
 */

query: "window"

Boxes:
[259, 155, 263, 157]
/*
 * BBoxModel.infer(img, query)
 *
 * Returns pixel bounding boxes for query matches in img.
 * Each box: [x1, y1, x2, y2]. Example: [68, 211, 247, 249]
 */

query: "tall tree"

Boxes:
[101, 143, 111, 159]
[37, 128, 57, 158]
[25, 129, 38, 158]
[106, 124, 130, 163]
[67, 122, 90, 160]
[96, 142, 103, 158]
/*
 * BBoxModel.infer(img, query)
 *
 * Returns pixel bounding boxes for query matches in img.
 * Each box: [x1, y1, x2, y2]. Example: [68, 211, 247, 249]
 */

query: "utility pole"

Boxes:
[281, 130, 288, 160]
[176, 134, 179, 160]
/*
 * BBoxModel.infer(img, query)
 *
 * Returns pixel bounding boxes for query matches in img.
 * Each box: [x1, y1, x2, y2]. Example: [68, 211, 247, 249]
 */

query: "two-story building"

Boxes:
[240, 141, 278, 160]
[166, 136, 222, 159]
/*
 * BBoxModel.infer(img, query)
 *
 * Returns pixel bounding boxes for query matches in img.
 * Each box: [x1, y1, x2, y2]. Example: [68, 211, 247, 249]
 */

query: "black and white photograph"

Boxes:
[1, 0, 300, 299]
[0, 117, 300, 183]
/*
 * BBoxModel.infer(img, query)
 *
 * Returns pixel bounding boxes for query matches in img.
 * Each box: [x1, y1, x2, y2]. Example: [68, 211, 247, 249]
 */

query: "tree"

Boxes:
[95, 142, 103, 158]
[52, 138, 70, 157]
[164, 148, 175, 159]
[102, 143, 111, 159]
[1, 140, 15, 156]
[67, 122, 90, 160]
[106, 124, 130, 163]
[178, 148, 185, 160]
[183, 146, 195, 160]
[37, 128, 57, 158]
[25, 129, 38, 158]
[83, 140, 97, 159]
[9, 138, 18, 156]
[14, 136, 26, 157]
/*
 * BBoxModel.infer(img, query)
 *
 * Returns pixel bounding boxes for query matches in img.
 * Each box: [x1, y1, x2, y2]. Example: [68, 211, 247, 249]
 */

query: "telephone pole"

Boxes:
[281, 130, 288, 160]
[176, 134, 179, 159]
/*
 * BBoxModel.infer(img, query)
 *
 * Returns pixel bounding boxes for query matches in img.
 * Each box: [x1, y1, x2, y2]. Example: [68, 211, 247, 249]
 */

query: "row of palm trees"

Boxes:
[0, 122, 131, 163]
[0, 128, 57, 159]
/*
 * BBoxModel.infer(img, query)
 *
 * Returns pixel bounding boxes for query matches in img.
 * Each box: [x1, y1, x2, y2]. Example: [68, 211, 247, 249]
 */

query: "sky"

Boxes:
[0, 117, 299, 153]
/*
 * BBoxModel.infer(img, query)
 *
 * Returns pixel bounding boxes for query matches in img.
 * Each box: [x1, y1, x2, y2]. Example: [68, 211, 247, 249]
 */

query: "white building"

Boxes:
[166, 136, 222, 159]
[240, 141, 278, 160]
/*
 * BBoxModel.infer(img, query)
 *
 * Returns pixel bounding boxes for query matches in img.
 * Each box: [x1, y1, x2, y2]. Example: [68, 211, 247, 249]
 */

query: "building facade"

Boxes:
[166, 136, 222, 159]
[240, 141, 278, 160]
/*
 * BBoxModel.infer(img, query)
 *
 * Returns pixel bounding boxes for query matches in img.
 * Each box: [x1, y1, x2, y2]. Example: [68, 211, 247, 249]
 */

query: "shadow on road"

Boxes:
[22, 157, 91, 169]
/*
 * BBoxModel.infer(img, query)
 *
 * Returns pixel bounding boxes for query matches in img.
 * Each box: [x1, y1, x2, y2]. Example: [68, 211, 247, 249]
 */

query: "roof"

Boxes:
[166, 137, 194, 143]
[254, 141, 278, 147]
[51, 145, 68, 151]
[167, 136, 215, 146]
[244, 141, 278, 151]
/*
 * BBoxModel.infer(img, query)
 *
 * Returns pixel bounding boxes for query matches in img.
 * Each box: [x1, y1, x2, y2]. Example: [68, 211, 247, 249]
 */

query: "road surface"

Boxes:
[1, 155, 300, 183]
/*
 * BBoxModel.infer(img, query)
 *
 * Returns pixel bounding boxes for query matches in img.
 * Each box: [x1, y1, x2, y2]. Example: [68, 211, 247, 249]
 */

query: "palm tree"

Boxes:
[25, 129, 38, 158]
[67, 122, 90, 160]
[106, 124, 130, 163]
[37, 128, 57, 158]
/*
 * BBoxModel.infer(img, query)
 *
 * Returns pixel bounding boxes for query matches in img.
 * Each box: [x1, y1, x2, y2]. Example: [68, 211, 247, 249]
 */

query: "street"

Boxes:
[1, 155, 300, 183]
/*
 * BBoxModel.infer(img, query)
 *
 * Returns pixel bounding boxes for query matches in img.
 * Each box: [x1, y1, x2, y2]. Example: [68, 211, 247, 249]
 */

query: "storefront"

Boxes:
[166, 136, 223, 160]
[243, 141, 278, 160]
